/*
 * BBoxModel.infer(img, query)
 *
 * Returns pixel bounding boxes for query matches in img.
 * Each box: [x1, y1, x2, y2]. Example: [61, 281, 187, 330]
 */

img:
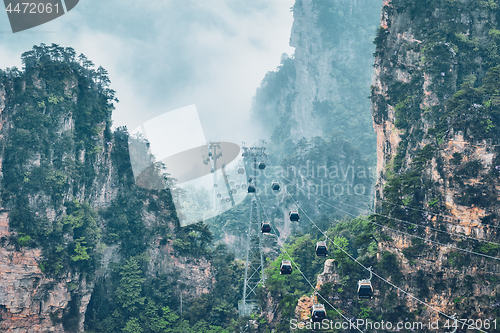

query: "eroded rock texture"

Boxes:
[372, 0, 500, 323]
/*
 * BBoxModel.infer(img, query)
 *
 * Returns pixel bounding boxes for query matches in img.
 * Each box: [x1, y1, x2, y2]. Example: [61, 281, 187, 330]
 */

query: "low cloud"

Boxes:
[0, 0, 295, 144]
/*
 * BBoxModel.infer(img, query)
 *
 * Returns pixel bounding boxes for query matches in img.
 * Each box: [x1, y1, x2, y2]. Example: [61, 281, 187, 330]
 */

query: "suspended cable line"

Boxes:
[273, 157, 500, 246]
[291, 171, 500, 247]
[267, 147, 500, 232]
[376, 198, 500, 231]
[267, 153, 500, 256]
[255, 195, 363, 333]
[338, 200, 500, 247]
[315, 196, 500, 261]
[263, 153, 489, 332]
[282, 169, 500, 249]
[292, 163, 500, 232]
[278, 169, 500, 260]
[441, 139, 500, 147]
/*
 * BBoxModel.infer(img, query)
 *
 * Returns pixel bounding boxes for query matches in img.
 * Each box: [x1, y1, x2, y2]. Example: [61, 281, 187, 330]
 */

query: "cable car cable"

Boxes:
[293, 175, 500, 248]
[266, 147, 500, 232]
[281, 170, 500, 254]
[263, 153, 488, 332]
[254, 195, 363, 332]
[343, 202, 500, 247]
[278, 172, 500, 261]
[284, 192, 488, 333]
[377, 198, 500, 231]
[314, 196, 500, 262]
[292, 169, 500, 232]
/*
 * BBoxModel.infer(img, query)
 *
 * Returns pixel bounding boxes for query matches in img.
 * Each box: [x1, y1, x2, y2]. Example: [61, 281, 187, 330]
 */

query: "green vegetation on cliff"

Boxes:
[252, 0, 379, 164]
[1, 43, 116, 277]
[0, 44, 253, 333]
[371, 0, 500, 328]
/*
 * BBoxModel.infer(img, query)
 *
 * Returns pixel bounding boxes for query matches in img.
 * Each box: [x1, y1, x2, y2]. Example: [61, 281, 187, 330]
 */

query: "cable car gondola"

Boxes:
[237, 166, 245, 174]
[217, 193, 222, 198]
[289, 210, 300, 222]
[315, 241, 328, 257]
[358, 280, 373, 299]
[358, 267, 374, 299]
[271, 181, 280, 191]
[231, 188, 236, 194]
[280, 260, 292, 275]
[247, 184, 256, 193]
[261, 222, 271, 233]
[258, 161, 266, 170]
[311, 304, 326, 322]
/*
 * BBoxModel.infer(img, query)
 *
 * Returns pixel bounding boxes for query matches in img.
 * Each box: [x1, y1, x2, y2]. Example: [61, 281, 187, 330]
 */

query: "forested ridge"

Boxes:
[0, 44, 250, 333]
[248, 0, 500, 331]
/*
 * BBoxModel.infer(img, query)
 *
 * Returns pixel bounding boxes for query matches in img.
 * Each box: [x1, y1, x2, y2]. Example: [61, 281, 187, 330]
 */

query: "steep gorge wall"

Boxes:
[372, 0, 500, 324]
[0, 212, 89, 333]
[0, 88, 67, 332]
[0, 49, 215, 332]
[252, 0, 379, 152]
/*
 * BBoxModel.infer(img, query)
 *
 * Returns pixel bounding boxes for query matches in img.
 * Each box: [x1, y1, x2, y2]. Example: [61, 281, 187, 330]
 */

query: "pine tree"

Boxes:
[115, 258, 146, 313]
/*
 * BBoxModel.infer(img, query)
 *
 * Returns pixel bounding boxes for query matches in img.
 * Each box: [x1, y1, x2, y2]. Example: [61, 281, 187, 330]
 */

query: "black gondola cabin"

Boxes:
[289, 211, 300, 222]
[271, 182, 280, 191]
[311, 304, 326, 322]
[247, 184, 256, 193]
[280, 260, 292, 275]
[358, 280, 373, 299]
[261, 222, 271, 233]
[315, 241, 328, 257]
[258, 161, 266, 169]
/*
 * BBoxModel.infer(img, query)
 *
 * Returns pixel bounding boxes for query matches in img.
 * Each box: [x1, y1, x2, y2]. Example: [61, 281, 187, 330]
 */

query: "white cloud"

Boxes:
[0, 0, 295, 145]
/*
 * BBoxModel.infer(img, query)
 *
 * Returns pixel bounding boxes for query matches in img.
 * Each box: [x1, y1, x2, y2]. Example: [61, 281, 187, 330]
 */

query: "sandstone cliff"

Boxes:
[252, 0, 379, 154]
[371, 0, 500, 326]
[0, 46, 216, 332]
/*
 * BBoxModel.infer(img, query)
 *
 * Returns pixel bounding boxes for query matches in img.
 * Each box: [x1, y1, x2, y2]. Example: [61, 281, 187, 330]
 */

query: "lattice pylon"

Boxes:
[239, 147, 266, 317]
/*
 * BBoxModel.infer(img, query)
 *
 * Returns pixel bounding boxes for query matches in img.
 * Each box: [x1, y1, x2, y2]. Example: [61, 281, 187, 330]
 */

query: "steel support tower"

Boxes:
[203, 141, 222, 211]
[239, 146, 266, 317]
[204, 141, 237, 211]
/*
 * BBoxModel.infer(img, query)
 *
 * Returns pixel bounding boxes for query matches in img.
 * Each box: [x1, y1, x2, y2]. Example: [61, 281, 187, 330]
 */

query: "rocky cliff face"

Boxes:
[252, 0, 379, 152]
[0, 47, 215, 332]
[372, 0, 500, 324]
[294, 259, 339, 322]
[288, 0, 332, 140]
[0, 79, 92, 332]
[0, 86, 76, 332]
[0, 212, 87, 333]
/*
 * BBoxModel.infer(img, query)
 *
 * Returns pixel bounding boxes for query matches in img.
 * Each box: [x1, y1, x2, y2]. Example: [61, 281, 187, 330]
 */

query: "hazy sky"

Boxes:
[0, 0, 295, 145]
